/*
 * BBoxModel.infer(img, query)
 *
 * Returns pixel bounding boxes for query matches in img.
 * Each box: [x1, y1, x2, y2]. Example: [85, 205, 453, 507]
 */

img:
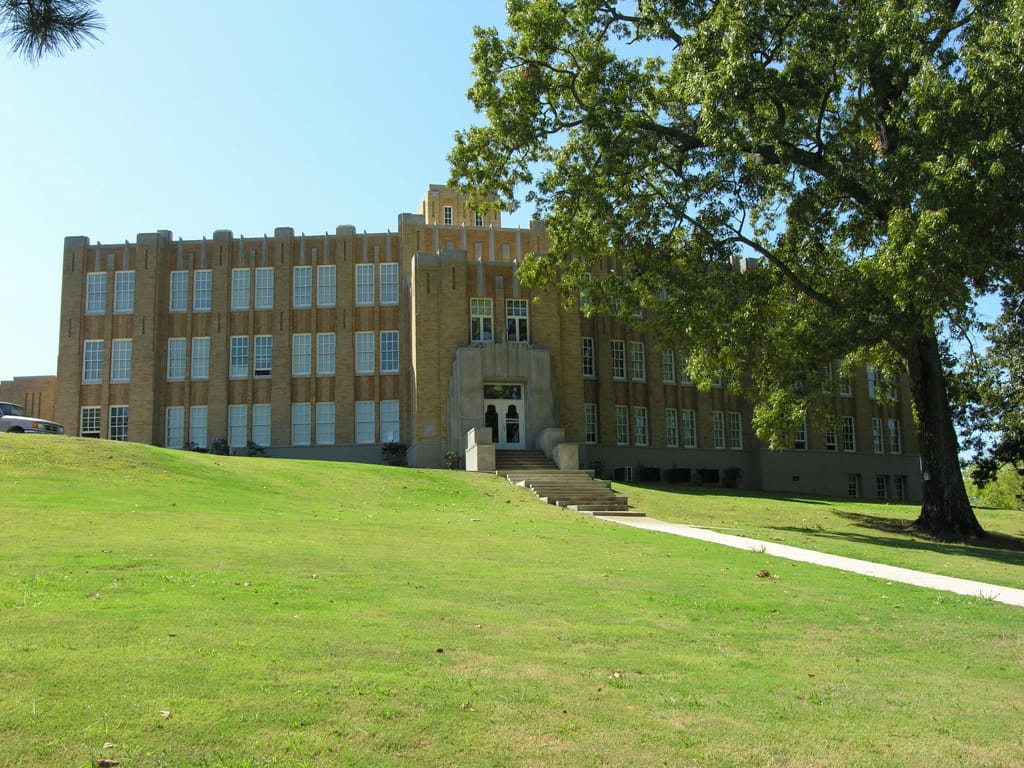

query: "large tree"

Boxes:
[450, 0, 1024, 541]
[1, 0, 103, 63]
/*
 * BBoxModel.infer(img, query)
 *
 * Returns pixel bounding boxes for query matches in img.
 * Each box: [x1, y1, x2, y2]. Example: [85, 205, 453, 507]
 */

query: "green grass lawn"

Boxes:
[2, 434, 1022, 768]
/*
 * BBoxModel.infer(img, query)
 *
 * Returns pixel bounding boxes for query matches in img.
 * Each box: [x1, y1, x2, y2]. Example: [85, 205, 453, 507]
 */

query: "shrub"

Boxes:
[382, 442, 408, 466]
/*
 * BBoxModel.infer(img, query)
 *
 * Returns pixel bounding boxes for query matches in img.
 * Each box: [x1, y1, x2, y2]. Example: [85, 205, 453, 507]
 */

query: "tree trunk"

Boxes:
[905, 329, 984, 540]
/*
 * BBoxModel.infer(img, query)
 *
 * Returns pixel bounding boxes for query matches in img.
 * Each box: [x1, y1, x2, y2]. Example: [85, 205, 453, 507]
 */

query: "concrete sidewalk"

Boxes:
[601, 515, 1024, 608]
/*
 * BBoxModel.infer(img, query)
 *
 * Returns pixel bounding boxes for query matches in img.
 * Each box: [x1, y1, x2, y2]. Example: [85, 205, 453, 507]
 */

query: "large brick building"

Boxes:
[55, 185, 922, 501]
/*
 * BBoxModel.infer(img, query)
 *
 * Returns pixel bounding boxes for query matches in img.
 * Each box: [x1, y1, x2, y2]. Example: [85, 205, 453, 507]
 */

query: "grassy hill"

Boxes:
[1, 435, 1022, 767]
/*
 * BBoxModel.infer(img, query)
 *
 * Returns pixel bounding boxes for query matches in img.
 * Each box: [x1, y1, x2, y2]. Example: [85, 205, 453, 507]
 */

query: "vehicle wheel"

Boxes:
[8, 427, 24, 433]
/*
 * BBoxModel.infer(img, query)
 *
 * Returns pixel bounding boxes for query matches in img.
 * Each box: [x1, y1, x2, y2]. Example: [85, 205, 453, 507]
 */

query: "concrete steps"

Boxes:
[496, 453, 639, 516]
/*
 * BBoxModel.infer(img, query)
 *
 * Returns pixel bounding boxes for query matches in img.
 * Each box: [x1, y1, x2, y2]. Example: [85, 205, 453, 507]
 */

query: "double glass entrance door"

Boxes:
[483, 383, 524, 449]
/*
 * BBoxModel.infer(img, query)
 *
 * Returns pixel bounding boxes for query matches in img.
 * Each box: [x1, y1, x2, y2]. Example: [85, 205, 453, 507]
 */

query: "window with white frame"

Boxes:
[826, 429, 838, 451]
[191, 337, 210, 380]
[316, 402, 335, 445]
[169, 271, 188, 312]
[316, 333, 336, 376]
[291, 402, 311, 445]
[820, 362, 833, 393]
[109, 405, 129, 441]
[894, 475, 907, 501]
[506, 299, 529, 343]
[80, 406, 101, 438]
[583, 403, 598, 444]
[662, 351, 675, 383]
[252, 404, 271, 447]
[189, 405, 208, 449]
[381, 400, 400, 442]
[582, 337, 595, 377]
[355, 332, 374, 374]
[712, 411, 726, 449]
[381, 331, 399, 373]
[888, 418, 902, 454]
[228, 404, 247, 448]
[83, 339, 104, 383]
[292, 333, 311, 376]
[110, 339, 132, 383]
[255, 267, 274, 309]
[165, 407, 184, 449]
[254, 335, 272, 377]
[293, 266, 312, 308]
[355, 263, 375, 305]
[230, 336, 249, 378]
[355, 401, 375, 443]
[727, 411, 742, 449]
[876, 475, 889, 500]
[474, 211, 484, 226]
[842, 416, 856, 451]
[113, 271, 135, 314]
[847, 473, 861, 498]
[86, 272, 106, 314]
[866, 365, 878, 399]
[839, 367, 853, 396]
[871, 418, 884, 453]
[470, 298, 493, 343]
[167, 338, 186, 380]
[316, 264, 336, 307]
[579, 271, 593, 313]
[793, 419, 808, 450]
[633, 407, 649, 446]
[443, 205, 453, 225]
[630, 342, 646, 381]
[665, 408, 679, 448]
[682, 409, 697, 448]
[380, 262, 399, 305]
[615, 405, 629, 445]
[193, 269, 212, 312]
[679, 359, 693, 385]
[231, 268, 250, 310]
[611, 340, 626, 380]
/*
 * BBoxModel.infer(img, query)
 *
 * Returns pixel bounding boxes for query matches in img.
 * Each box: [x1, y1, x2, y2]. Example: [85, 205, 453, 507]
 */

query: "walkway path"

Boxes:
[601, 515, 1024, 608]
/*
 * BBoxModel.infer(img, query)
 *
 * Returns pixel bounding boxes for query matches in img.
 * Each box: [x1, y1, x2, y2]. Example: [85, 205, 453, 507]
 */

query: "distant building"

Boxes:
[55, 185, 921, 501]
[0, 375, 57, 421]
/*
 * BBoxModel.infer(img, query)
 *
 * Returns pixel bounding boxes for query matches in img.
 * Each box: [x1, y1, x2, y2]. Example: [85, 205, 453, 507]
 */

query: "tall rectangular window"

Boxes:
[876, 475, 889, 500]
[380, 263, 399, 305]
[113, 271, 135, 314]
[254, 335, 273, 377]
[315, 402, 335, 445]
[252, 404, 271, 447]
[894, 475, 907, 501]
[474, 211, 484, 227]
[230, 336, 249, 378]
[583, 403, 598, 444]
[228, 404, 247, 448]
[110, 339, 132, 383]
[82, 340, 104, 383]
[355, 332, 374, 374]
[712, 411, 726, 449]
[189, 405, 208, 449]
[191, 337, 210, 380]
[231, 268, 250, 310]
[842, 416, 857, 451]
[169, 271, 188, 312]
[86, 272, 106, 314]
[839, 367, 853, 396]
[193, 270, 212, 312]
[682, 409, 697, 448]
[727, 411, 743, 449]
[380, 331, 399, 373]
[581, 337, 595, 377]
[381, 400, 400, 442]
[866, 365, 877, 399]
[80, 406, 101, 438]
[872, 418, 884, 453]
[611, 340, 626, 380]
[255, 267, 274, 309]
[470, 298, 493, 343]
[165, 407, 185, 449]
[826, 429, 838, 451]
[314, 332, 335, 376]
[443, 205, 453, 225]
[633, 407, 649, 446]
[888, 418, 902, 454]
[662, 351, 675, 383]
[167, 337, 186, 380]
[355, 401, 375, 443]
[355, 263, 375, 305]
[506, 299, 529, 343]
[293, 266, 312, 308]
[847, 473, 861, 498]
[630, 342, 646, 381]
[820, 362, 833, 393]
[317, 264, 336, 307]
[109, 405, 129, 441]
[793, 419, 808, 450]
[615, 405, 629, 445]
[665, 408, 679, 448]
[292, 333, 311, 376]
[291, 402, 311, 446]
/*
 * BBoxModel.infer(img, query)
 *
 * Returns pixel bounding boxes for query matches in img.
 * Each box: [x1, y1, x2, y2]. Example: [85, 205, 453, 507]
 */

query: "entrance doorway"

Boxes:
[483, 383, 525, 449]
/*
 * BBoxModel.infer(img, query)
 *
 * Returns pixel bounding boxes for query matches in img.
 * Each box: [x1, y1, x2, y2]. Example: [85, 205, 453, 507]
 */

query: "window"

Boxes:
[839, 367, 853, 396]
[291, 402, 311, 446]
[662, 351, 675, 384]
[474, 211, 484, 227]
[842, 416, 856, 452]
[820, 362, 833, 393]
[727, 411, 743, 449]
[315, 402, 334, 445]
[356, 263, 375, 305]
[293, 266, 312, 308]
[894, 475, 907, 502]
[679, 360, 694, 385]
[165, 407, 184, 449]
[292, 333, 311, 376]
[80, 406, 101, 438]
[317, 264, 336, 307]
[86, 272, 106, 314]
[630, 342, 646, 381]
[255, 267, 274, 309]
[380, 263, 399, 305]
[189, 405, 208, 449]
[682, 409, 697, 448]
[712, 411, 726, 449]
[611, 340, 626, 380]
[167, 338, 186, 380]
[254, 335, 273, 377]
[665, 408, 679, 448]
[380, 331, 399, 373]
[169, 271, 188, 312]
[847, 473, 861, 498]
[316, 333, 336, 376]
[193, 270, 212, 312]
[355, 332, 374, 374]
[579, 271, 593, 313]
[381, 400, 400, 442]
[113, 271, 135, 313]
[470, 298, 493, 343]
[615, 405, 629, 445]
[228, 404, 247, 448]
[231, 268, 250, 310]
[876, 475, 889, 500]
[443, 205, 453, 225]
[866, 365, 877, 399]
[191, 337, 210, 380]
[581, 338, 595, 377]
[252, 404, 271, 447]
[793, 419, 808, 450]
[872, 418, 884, 453]
[888, 419, 902, 454]
[355, 401, 375, 443]
[583, 403, 598, 444]
[506, 299, 529, 343]
[825, 429, 838, 451]
[109, 405, 129, 441]
[633, 407, 649, 446]
[230, 336, 249, 378]
[82, 340, 104, 383]
[110, 339, 132, 383]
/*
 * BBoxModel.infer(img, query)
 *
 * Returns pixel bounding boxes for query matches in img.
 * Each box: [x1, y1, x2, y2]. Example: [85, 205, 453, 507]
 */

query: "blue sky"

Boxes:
[0, 0, 531, 382]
